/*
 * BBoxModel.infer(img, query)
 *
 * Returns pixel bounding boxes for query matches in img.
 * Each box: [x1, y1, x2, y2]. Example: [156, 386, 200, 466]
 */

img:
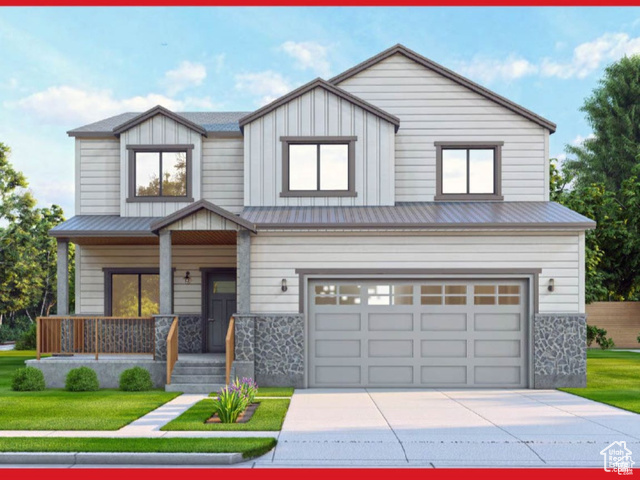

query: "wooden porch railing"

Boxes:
[225, 316, 235, 385]
[166, 316, 179, 385]
[36, 316, 155, 360]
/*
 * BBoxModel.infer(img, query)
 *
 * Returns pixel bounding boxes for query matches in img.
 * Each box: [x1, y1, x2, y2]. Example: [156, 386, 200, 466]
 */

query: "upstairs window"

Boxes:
[281, 137, 357, 197]
[435, 142, 503, 201]
[127, 145, 194, 202]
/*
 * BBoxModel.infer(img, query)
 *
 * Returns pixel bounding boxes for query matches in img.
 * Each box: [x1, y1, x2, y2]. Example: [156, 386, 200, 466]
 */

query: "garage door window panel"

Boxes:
[367, 285, 413, 306]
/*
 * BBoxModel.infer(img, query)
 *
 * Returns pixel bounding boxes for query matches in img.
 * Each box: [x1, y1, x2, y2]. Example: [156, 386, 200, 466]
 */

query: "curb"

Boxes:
[0, 452, 246, 465]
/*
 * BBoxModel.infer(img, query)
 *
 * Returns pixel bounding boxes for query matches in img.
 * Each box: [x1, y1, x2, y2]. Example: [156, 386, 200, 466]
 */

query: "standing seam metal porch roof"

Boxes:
[240, 202, 596, 230]
[50, 202, 595, 237]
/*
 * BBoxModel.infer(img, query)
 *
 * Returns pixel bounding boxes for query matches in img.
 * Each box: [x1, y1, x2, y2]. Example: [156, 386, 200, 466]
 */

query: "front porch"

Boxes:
[37, 200, 255, 390]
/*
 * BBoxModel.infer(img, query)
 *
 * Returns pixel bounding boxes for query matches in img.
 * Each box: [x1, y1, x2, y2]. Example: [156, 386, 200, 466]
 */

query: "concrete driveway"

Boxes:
[256, 389, 640, 468]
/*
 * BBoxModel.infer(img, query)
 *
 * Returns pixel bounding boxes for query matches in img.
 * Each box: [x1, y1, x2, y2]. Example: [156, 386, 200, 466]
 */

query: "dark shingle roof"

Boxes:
[241, 202, 595, 230]
[68, 111, 250, 137]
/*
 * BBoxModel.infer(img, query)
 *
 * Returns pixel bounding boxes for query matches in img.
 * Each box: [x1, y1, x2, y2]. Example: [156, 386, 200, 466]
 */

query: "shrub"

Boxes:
[212, 386, 249, 423]
[119, 367, 153, 391]
[11, 367, 45, 391]
[587, 325, 615, 350]
[232, 377, 258, 404]
[14, 324, 37, 350]
[65, 367, 99, 392]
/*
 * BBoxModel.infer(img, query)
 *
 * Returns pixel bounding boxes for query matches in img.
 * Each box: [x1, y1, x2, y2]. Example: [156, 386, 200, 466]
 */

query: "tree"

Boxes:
[0, 143, 72, 322]
[564, 55, 640, 191]
[551, 158, 640, 302]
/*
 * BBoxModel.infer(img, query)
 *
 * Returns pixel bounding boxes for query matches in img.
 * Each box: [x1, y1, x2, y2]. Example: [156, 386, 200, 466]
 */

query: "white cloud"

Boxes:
[162, 61, 207, 95]
[11, 86, 220, 125]
[457, 55, 538, 83]
[572, 133, 596, 145]
[235, 71, 292, 106]
[459, 32, 640, 84]
[280, 41, 331, 77]
[541, 33, 640, 79]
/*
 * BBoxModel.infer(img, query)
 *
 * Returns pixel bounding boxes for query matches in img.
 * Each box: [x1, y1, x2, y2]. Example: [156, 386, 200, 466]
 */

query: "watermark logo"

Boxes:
[601, 441, 635, 475]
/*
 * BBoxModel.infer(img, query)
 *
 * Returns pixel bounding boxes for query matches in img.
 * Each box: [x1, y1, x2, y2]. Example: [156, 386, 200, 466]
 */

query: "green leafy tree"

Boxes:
[564, 55, 640, 191]
[0, 143, 72, 322]
[551, 158, 640, 302]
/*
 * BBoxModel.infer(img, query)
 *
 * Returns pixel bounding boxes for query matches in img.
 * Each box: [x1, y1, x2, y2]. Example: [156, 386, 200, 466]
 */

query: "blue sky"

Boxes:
[2, 6, 640, 215]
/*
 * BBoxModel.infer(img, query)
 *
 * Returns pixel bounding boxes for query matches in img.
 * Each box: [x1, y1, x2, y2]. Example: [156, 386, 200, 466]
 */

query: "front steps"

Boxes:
[165, 357, 226, 394]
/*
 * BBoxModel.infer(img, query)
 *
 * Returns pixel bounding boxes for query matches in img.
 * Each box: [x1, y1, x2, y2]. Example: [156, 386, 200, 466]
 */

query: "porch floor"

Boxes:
[35, 353, 225, 363]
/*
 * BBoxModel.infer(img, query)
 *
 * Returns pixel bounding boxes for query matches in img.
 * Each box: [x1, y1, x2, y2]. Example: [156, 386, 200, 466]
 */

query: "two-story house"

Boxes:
[38, 44, 594, 391]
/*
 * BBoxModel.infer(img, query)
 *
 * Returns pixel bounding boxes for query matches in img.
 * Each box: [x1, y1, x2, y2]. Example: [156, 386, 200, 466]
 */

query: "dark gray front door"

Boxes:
[206, 270, 237, 353]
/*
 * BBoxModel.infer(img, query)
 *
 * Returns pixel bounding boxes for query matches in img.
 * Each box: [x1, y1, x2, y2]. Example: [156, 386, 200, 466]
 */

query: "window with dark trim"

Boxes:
[435, 142, 503, 201]
[127, 145, 194, 203]
[104, 268, 162, 317]
[280, 136, 357, 197]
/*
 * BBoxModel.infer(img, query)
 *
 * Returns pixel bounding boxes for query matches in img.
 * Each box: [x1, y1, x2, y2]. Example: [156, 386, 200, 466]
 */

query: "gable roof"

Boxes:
[112, 105, 207, 136]
[238, 78, 400, 132]
[68, 110, 249, 138]
[329, 44, 556, 133]
[150, 199, 257, 234]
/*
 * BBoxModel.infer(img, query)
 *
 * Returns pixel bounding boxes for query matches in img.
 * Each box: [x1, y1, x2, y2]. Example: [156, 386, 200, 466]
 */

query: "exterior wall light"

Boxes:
[281, 279, 288, 292]
[548, 278, 554, 292]
[184, 271, 191, 284]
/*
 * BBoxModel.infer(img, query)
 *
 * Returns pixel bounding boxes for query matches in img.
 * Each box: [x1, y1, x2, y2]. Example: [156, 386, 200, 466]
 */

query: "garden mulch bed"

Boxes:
[206, 402, 260, 424]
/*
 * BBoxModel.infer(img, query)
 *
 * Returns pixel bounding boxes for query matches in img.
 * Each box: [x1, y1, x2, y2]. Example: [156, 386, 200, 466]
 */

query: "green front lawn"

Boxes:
[162, 398, 290, 431]
[0, 351, 180, 430]
[0, 437, 276, 458]
[561, 350, 640, 414]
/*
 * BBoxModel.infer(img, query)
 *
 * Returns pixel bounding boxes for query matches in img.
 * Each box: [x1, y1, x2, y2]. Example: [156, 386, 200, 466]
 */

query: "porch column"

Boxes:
[237, 230, 251, 314]
[56, 238, 69, 316]
[159, 229, 173, 315]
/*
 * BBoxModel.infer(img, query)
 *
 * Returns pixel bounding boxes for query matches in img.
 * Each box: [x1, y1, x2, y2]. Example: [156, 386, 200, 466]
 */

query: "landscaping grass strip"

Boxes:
[560, 350, 640, 414]
[162, 398, 290, 431]
[0, 437, 276, 459]
[210, 387, 294, 398]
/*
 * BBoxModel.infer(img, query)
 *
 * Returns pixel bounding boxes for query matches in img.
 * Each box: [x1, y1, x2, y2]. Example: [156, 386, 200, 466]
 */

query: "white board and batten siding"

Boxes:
[120, 115, 202, 217]
[244, 86, 396, 207]
[336, 53, 550, 202]
[249, 232, 584, 314]
[202, 137, 244, 215]
[76, 245, 236, 315]
[76, 139, 120, 215]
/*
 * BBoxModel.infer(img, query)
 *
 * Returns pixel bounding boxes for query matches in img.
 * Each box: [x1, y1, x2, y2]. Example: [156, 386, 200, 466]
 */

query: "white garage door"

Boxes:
[308, 279, 528, 388]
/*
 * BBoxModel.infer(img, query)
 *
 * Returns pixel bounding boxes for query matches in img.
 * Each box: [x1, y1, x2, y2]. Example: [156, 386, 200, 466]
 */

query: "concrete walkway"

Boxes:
[253, 389, 640, 468]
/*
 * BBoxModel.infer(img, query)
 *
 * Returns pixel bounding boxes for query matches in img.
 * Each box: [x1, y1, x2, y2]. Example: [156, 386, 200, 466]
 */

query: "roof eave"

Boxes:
[67, 131, 118, 138]
[329, 44, 556, 134]
[238, 78, 400, 132]
[150, 199, 257, 234]
[112, 105, 207, 137]
[250, 222, 596, 231]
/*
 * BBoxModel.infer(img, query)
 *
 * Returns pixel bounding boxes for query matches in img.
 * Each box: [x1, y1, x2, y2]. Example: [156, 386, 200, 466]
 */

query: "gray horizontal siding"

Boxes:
[249, 232, 582, 314]
[77, 139, 120, 215]
[336, 53, 550, 202]
[202, 138, 244, 214]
